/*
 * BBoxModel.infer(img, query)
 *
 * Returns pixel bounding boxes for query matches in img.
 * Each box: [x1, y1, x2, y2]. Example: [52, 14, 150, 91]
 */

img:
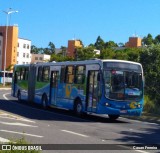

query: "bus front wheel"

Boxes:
[108, 115, 119, 120]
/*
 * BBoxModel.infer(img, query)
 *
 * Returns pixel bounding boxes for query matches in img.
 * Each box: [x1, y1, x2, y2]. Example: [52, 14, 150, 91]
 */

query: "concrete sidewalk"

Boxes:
[122, 112, 160, 124]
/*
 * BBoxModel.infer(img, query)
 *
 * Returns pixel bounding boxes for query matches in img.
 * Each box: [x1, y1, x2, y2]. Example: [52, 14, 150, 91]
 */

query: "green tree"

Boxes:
[105, 41, 118, 48]
[118, 42, 125, 47]
[99, 48, 115, 59]
[154, 34, 160, 44]
[142, 33, 154, 46]
[140, 45, 160, 105]
[94, 36, 105, 50]
[31, 45, 40, 54]
[43, 42, 55, 55]
[77, 46, 95, 60]
[60, 46, 67, 56]
[124, 48, 142, 62]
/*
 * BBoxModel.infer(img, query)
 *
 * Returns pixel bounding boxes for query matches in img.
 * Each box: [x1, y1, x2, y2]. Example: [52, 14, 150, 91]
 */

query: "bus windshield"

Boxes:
[103, 70, 143, 101]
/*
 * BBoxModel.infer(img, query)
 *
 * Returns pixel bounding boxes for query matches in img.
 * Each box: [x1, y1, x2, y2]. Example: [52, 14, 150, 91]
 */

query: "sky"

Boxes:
[0, 0, 160, 48]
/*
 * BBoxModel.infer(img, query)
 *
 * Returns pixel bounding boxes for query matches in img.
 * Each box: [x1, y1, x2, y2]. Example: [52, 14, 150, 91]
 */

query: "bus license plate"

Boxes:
[120, 110, 127, 113]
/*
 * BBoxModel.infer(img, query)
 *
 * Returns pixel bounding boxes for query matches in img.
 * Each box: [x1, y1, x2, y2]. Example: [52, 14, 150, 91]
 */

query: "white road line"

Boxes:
[135, 150, 150, 153]
[119, 145, 150, 153]
[3, 93, 91, 123]
[0, 121, 37, 127]
[0, 130, 43, 138]
[3, 93, 9, 100]
[0, 137, 10, 143]
[0, 115, 35, 123]
[61, 130, 89, 138]
[0, 88, 11, 90]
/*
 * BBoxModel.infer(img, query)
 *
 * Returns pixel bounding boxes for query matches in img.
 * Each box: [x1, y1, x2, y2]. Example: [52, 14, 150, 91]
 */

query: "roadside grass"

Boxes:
[0, 137, 41, 153]
[143, 95, 160, 116]
[0, 83, 11, 88]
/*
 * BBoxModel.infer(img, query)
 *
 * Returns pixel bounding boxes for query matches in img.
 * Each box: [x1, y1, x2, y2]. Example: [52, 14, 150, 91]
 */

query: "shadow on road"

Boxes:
[116, 122, 160, 145]
[115, 124, 160, 144]
[0, 98, 128, 124]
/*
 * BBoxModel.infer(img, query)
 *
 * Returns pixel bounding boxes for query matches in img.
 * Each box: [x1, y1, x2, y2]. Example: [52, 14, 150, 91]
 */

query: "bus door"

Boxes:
[86, 70, 100, 112]
[50, 71, 59, 105]
[12, 71, 18, 97]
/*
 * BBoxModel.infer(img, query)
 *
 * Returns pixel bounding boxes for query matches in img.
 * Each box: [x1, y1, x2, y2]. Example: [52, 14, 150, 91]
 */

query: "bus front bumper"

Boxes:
[98, 106, 143, 116]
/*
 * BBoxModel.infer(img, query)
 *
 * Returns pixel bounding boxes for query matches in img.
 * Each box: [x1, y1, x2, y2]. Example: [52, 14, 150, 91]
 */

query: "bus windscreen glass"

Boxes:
[103, 62, 143, 101]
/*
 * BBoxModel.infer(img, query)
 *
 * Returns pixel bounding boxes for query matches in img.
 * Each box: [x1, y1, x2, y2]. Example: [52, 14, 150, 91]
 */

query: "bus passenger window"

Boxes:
[60, 66, 65, 83]
[37, 67, 43, 82]
[42, 66, 50, 82]
[75, 66, 85, 84]
[65, 66, 75, 84]
[20, 68, 25, 80]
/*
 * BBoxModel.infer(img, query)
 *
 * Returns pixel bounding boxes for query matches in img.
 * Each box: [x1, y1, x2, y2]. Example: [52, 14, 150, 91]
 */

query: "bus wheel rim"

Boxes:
[42, 98, 46, 107]
[77, 103, 82, 113]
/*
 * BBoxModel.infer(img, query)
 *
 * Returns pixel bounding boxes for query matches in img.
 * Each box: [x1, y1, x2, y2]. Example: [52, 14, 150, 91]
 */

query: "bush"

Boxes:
[143, 95, 155, 113]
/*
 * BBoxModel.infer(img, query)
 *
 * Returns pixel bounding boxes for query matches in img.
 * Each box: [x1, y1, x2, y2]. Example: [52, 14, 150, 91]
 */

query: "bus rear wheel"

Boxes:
[17, 91, 21, 102]
[41, 95, 48, 109]
[74, 100, 83, 116]
[108, 115, 119, 120]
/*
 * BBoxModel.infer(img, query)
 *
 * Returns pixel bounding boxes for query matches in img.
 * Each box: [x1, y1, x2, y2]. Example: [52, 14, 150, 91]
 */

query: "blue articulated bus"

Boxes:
[11, 59, 144, 120]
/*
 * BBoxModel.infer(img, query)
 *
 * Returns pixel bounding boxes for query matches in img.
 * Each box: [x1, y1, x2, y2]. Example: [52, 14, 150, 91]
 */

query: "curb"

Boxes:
[122, 114, 160, 124]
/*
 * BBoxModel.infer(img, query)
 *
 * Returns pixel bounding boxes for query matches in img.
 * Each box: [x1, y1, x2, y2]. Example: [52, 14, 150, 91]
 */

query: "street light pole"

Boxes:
[2, 9, 18, 86]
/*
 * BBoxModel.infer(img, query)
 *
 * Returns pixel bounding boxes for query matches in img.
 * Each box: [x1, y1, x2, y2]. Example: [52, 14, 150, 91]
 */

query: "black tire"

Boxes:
[108, 115, 120, 120]
[41, 95, 48, 109]
[17, 91, 21, 102]
[74, 100, 83, 116]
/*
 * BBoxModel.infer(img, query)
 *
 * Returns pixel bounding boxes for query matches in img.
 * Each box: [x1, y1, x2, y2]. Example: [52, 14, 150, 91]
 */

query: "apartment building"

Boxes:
[17, 38, 31, 64]
[31, 54, 51, 63]
[125, 37, 142, 48]
[67, 40, 82, 58]
[0, 26, 18, 70]
[0, 34, 3, 70]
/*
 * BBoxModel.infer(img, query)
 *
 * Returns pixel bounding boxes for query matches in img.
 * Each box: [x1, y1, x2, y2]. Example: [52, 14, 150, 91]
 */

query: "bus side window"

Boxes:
[42, 66, 50, 82]
[60, 66, 65, 83]
[75, 65, 85, 84]
[37, 66, 43, 82]
[65, 66, 75, 84]
[25, 68, 29, 80]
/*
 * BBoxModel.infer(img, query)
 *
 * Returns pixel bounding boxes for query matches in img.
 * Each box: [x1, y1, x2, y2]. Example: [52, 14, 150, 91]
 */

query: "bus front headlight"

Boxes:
[105, 103, 110, 106]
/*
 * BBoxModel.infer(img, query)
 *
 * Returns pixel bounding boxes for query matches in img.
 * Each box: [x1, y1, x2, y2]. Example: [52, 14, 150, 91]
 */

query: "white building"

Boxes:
[94, 49, 100, 55]
[17, 38, 31, 64]
[0, 34, 3, 70]
[31, 54, 51, 63]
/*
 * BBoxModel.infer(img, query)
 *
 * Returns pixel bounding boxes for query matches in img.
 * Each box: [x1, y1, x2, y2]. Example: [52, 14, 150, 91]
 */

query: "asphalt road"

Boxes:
[0, 89, 160, 153]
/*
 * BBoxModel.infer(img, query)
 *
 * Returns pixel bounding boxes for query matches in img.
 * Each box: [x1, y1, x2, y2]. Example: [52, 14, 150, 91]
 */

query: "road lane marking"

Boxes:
[119, 145, 150, 153]
[61, 130, 89, 138]
[0, 88, 11, 90]
[0, 130, 43, 138]
[0, 137, 10, 143]
[3, 93, 91, 123]
[0, 121, 37, 127]
[135, 150, 150, 153]
[0, 114, 35, 123]
[3, 93, 9, 100]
